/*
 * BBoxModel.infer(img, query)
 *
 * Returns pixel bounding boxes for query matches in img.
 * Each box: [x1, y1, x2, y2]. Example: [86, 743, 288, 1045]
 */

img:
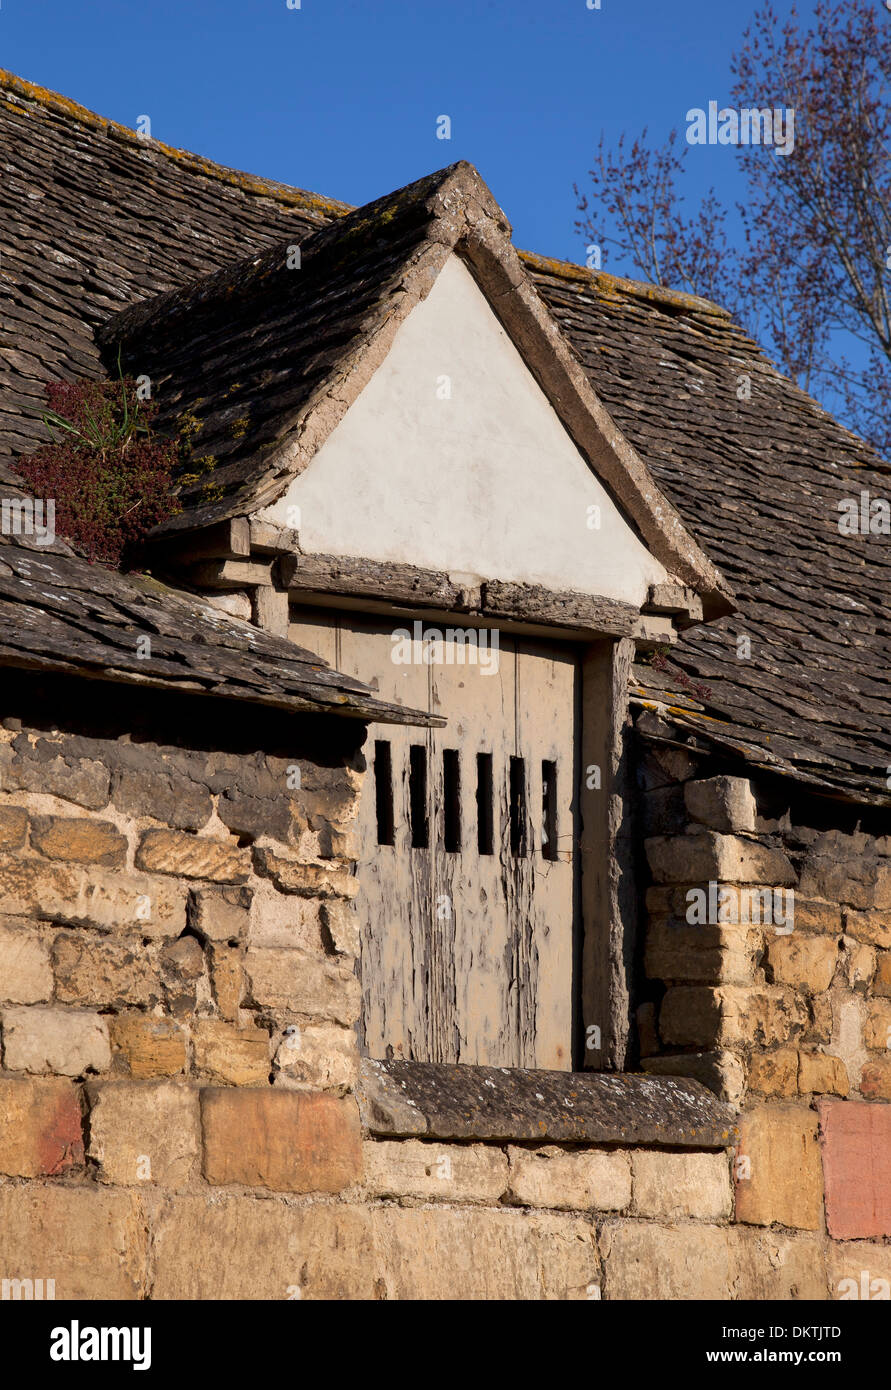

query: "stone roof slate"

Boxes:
[0, 533, 436, 724]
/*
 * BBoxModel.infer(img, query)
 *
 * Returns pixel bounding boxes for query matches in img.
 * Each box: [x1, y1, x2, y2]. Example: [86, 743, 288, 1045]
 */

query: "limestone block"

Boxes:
[828, 1240, 891, 1300]
[873, 950, 891, 998]
[0, 921, 52, 1002]
[506, 1146, 630, 1212]
[372, 1206, 600, 1301]
[87, 1080, 201, 1186]
[746, 1049, 798, 1098]
[645, 832, 795, 886]
[0, 1186, 145, 1299]
[684, 777, 756, 833]
[732, 1230, 827, 1299]
[109, 1013, 187, 1078]
[150, 1198, 600, 1301]
[863, 998, 891, 1050]
[136, 829, 250, 883]
[734, 1105, 823, 1230]
[765, 934, 838, 993]
[273, 1021, 359, 1093]
[252, 847, 359, 900]
[244, 947, 360, 1025]
[192, 1019, 269, 1085]
[797, 1051, 848, 1096]
[660, 985, 807, 1049]
[1, 1004, 110, 1075]
[842, 910, 891, 950]
[860, 1056, 891, 1100]
[150, 1196, 377, 1300]
[209, 943, 244, 1020]
[52, 933, 160, 1009]
[364, 1139, 508, 1203]
[189, 886, 252, 942]
[0, 853, 186, 935]
[30, 814, 127, 867]
[632, 1149, 732, 1220]
[0, 806, 27, 848]
[0, 747, 110, 810]
[840, 936, 876, 993]
[600, 1220, 733, 1300]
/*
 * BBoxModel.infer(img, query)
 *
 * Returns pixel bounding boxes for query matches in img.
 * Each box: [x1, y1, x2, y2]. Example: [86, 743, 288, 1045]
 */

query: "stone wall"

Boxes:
[0, 672, 887, 1300]
[632, 711, 891, 1292]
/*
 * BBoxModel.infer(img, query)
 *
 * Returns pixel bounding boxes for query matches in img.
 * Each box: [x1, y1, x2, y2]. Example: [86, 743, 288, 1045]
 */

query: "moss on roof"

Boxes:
[0, 68, 352, 221]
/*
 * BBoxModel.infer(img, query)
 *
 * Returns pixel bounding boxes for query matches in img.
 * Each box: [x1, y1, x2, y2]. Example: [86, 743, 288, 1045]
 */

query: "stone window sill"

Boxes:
[357, 1058, 738, 1149]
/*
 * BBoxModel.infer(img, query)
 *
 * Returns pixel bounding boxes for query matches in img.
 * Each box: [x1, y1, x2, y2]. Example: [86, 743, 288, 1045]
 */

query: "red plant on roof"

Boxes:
[17, 369, 180, 567]
[651, 650, 712, 704]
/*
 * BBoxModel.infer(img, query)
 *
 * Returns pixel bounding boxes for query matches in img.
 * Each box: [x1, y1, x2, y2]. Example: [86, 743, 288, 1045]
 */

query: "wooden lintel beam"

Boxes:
[280, 553, 467, 610]
[480, 580, 638, 638]
[281, 553, 640, 638]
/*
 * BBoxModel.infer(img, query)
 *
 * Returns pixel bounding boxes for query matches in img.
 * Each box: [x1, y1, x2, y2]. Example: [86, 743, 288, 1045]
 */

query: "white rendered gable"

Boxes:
[259, 254, 667, 605]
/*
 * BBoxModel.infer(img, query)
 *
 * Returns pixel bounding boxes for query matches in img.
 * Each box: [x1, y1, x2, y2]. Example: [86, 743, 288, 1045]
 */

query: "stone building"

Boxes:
[0, 69, 887, 1299]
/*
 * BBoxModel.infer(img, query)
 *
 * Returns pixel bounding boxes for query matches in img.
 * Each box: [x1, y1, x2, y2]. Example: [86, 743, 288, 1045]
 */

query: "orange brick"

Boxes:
[201, 1088, 361, 1192]
[819, 1100, 891, 1239]
[0, 1076, 83, 1176]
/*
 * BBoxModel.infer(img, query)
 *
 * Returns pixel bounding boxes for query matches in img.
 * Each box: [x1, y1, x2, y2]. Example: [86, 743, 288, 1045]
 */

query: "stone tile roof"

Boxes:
[0, 533, 436, 724]
[0, 69, 341, 466]
[3, 71, 890, 803]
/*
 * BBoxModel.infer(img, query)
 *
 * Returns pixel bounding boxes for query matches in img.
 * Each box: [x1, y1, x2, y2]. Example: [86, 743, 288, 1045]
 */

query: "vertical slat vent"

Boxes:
[443, 749, 461, 852]
[476, 753, 494, 855]
[542, 759, 558, 860]
[509, 755, 527, 858]
[409, 744, 429, 849]
[373, 740, 395, 846]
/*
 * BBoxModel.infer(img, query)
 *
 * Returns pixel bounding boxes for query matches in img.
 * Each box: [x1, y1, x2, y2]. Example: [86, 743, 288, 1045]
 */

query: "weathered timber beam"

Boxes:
[280, 552, 467, 609]
[146, 517, 251, 563]
[180, 559, 273, 590]
[480, 580, 638, 637]
[281, 554, 642, 636]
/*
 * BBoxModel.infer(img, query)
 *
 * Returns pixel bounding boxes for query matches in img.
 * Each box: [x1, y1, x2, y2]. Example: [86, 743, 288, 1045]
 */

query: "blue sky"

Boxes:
[1, 0, 821, 266]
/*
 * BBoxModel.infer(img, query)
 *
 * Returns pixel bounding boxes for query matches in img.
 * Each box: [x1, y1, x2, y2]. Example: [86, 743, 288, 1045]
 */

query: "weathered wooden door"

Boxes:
[289, 610, 579, 1069]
